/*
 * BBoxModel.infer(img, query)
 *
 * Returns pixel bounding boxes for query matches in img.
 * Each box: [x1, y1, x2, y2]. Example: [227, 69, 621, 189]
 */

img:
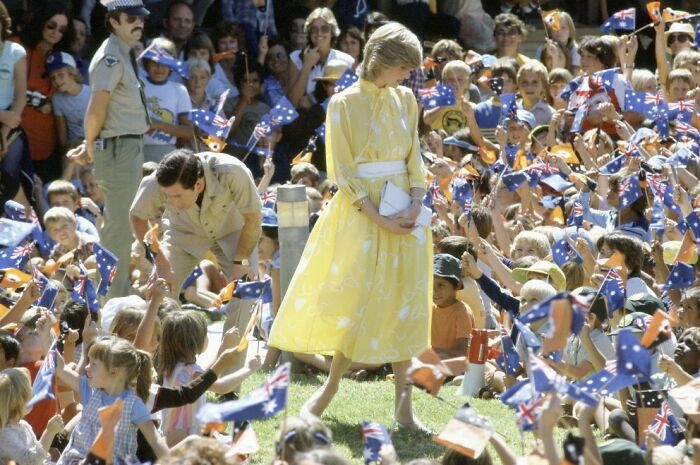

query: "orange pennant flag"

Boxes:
[549, 205, 565, 225]
[662, 7, 690, 22]
[407, 348, 468, 397]
[0, 268, 31, 289]
[291, 149, 313, 165]
[202, 134, 227, 153]
[89, 398, 124, 462]
[602, 251, 625, 269]
[212, 49, 237, 62]
[433, 404, 494, 458]
[543, 9, 561, 31]
[235, 302, 261, 353]
[215, 281, 237, 308]
[646, 1, 661, 22]
[145, 223, 161, 255]
[674, 231, 696, 264]
[42, 250, 75, 275]
[640, 309, 674, 348]
[438, 172, 455, 203]
[479, 146, 498, 164]
[551, 143, 580, 164]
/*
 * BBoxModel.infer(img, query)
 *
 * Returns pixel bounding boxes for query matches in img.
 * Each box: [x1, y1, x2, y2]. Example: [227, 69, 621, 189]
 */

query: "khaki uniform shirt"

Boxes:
[130, 152, 262, 261]
[89, 34, 149, 138]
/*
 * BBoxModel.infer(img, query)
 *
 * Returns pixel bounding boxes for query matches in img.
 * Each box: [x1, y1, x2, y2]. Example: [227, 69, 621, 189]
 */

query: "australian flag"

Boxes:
[362, 421, 393, 465]
[93, 243, 118, 296]
[27, 343, 56, 408]
[334, 69, 359, 93]
[188, 109, 235, 140]
[600, 268, 625, 317]
[619, 175, 643, 208]
[502, 170, 530, 192]
[511, 318, 542, 351]
[250, 97, 299, 143]
[685, 209, 700, 240]
[420, 84, 456, 110]
[71, 264, 100, 315]
[598, 154, 625, 175]
[451, 179, 473, 209]
[528, 352, 598, 407]
[0, 241, 34, 270]
[643, 401, 682, 448]
[0, 218, 35, 248]
[664, 262, 695, 290]
[600, 8, 636, 33]
[139, 44, 191, 78]
[496, 325, 520, 376]
[182, 265, 203, 290]
[235, 279, 272, 303]
[552, 239, 583, 267]
[260, 190, 277, 209]
[624, 90, 661, 118]
[617, 329, 652, 379]
[568, 200, 584, 227]
[33, 267, 59, 312]
[196, 362, 290, 424]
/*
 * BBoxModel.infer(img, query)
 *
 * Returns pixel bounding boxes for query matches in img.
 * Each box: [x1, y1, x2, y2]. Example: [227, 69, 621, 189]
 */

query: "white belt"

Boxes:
[356, 160, 407, 178]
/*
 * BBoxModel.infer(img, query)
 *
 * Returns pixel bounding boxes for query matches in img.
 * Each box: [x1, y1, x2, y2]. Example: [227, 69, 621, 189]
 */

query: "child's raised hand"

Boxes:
[222, 326, 242, 350]
[247, 354, 262, 372]
[18, 280, 41, 305]
[263, 156, 275, 178]
[538, 392, 563, 432]
[494, 126, 507, 148]
[82, 314, 98, 346]
[146, 274, 168, 304]
[461, 251, 482, 279]
[65, 328, 79, 347]
[46, 414, 65, 435]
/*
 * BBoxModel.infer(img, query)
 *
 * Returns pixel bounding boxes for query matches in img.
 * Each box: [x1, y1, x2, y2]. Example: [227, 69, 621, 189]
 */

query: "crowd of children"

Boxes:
[2, 0, 700, 464]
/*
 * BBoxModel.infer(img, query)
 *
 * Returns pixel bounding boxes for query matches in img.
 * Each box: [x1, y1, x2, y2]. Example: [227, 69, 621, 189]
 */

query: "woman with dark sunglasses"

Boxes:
[15, 2, 73, 184]
[655, 17, 696, 90]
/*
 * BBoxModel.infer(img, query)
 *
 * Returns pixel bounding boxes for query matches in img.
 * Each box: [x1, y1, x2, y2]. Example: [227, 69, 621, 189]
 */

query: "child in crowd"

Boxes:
[432, 254, 473, 360]
[55, 336, 169, 462]
[45, 51, 89, 176]
[185, 31, 227, 99]
[140, 38, 193, 163]
[225, 62, 270, 156]
[515, 60, 554, 126]
[44, 206, 97, 265]
[45, 179, 100, 235]
[0, 367, 65, 465]
[546, 67, 573, 110]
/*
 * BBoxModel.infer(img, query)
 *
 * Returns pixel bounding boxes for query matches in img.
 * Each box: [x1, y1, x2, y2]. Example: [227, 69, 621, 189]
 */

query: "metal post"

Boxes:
[277, 185, 309, 298]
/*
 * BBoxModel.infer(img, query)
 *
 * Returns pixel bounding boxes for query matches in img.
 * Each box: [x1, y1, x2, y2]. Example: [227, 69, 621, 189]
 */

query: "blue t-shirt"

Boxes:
[53, 85, 90, 140]
[474, 99, 502, 129]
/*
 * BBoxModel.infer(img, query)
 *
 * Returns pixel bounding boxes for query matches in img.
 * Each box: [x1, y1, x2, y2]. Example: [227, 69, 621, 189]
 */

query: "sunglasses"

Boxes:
[494, 27, 519, 38]
[46, 21, 67, 34]
[310, 24, 332, 34]
[667, 34, 691, 46]
[125, 15, 145, 24]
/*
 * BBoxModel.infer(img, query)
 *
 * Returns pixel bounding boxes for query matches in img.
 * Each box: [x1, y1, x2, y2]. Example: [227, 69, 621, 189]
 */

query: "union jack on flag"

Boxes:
[260, 191, 277, 209]
[262, 362, 290, 397]
[646, 401, 682, 446]
[362, 421, 392, 465]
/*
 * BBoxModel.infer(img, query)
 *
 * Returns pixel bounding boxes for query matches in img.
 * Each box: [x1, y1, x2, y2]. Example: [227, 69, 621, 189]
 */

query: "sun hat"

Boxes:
[665, 22, 695, 53]
[313, 59, 350, 83]
[433, 254, 463, 288]
[512, 260, 566, 291]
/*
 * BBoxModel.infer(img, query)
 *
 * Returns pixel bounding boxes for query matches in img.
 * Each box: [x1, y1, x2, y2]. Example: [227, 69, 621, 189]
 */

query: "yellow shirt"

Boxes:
[428, 101, 467, 135]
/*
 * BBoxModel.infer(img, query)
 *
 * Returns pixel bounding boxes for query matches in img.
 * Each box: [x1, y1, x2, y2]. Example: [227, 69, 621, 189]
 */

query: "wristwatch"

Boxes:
[234, 259, 249, 266]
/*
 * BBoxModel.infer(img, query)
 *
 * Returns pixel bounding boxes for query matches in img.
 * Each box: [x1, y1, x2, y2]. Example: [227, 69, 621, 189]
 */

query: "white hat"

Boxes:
[100, 0, 150, 16]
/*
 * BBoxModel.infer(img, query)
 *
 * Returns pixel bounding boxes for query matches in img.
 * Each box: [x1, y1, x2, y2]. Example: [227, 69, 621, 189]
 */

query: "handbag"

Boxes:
[379, 180, 432, 244]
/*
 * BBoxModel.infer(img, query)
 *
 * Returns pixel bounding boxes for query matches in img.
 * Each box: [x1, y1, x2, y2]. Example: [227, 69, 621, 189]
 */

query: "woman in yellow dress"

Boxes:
[268, 23, 431, 427]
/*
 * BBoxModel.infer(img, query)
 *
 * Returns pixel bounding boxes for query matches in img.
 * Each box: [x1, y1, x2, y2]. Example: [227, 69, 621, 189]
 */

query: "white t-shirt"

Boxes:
[289, 48, 354, 103]
[143, 78, 192, 146]
[53, 84, 90, 140]
[0, 41, 26, 110]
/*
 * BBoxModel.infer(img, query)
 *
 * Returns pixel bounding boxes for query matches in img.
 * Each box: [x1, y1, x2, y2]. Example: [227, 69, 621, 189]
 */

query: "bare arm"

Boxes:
[655, 19, 670, 88]
[489, 433, 518, 465]
[137, 420, 169, 458]
[149, 113, 192, 140]
[133, 277, 165, 352]
[54, 351, 80, 392]
[84, 90, 111, 161]
[232, 211, 262, 266]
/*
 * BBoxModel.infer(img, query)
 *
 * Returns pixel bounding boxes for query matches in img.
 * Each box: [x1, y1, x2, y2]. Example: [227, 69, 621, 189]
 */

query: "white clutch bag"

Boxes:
[378, 181, 432, 244]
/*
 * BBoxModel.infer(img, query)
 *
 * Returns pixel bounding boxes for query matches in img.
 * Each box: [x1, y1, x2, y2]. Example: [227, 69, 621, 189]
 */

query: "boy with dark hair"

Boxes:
[432, 254, 473, 359]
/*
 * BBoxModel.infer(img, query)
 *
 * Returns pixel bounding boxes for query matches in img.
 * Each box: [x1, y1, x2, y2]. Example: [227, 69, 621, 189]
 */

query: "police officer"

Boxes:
[70, 0, 151, 298]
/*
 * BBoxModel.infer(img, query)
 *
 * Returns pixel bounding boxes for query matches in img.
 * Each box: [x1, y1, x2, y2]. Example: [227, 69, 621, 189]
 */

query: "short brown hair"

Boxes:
[291, 162, 320, 184]
[211, 20, 247, 53]
[471, 205, 493, 239]
[596, 232, 644, 275]
[47, 179, 79, 203]
[0, 1, 12, 40]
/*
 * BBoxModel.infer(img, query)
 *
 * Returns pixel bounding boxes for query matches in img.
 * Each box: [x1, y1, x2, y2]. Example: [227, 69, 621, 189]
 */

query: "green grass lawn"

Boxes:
[234, 371, 576, 465]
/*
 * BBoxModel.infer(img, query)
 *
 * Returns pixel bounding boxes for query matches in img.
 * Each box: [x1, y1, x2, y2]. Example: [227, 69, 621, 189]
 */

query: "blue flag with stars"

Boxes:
[235, 278, 272, 302]
[598, 154, 625, 175]
[552, 239, 583, 267]
[182, 265, 204, 290]
[188, 109, 235, 140]
[642, 402, 683, 449]
[600, 268, 626, 317]
[93, 243, 118, 296]
[600, 8, 636, 33]
[0, 218, 36, 248]
[419, 84, 456, 110]
[496, 325, 520, 376]
[617, 329, 651, 379]
[619, 175, 643, 209]
[27, 343, 57, 408]
[502, 170, 530, 192]
[362, 421, 393, 465]
[71, 264, 100, 315]
[139, 44, 191, 78]
[664, 262, 695, 290]
[196, 362, 289, 424]
[334, 69, 359, 93]
[0, 241, 35, 271]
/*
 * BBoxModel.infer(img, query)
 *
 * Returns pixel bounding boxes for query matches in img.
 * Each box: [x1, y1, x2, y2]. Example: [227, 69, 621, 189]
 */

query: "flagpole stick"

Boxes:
[241, 137, 260, 164]
[263, 0, 270, 37]
[534, 1, 551, 41]
[278, 402, 289, 463]
[631, 13, 700, 36]
[192, 128, 200, 153]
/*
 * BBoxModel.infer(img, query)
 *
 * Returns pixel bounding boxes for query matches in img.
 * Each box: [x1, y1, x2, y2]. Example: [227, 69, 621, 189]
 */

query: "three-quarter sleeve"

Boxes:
[325, 95, 369, 204]
[403, 89, 428, 191]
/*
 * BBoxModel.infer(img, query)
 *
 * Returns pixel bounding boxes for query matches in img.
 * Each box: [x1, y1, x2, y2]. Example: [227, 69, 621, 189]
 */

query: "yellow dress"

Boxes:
[268, 79, 432, 364]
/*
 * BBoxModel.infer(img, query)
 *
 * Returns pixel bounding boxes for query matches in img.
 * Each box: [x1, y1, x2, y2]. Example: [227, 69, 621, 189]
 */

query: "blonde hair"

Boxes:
[110, 307, 153, 343]
[358, 22, 422, 82]
[442, 60, 471, 81]
[47, 179, 79, 202]
[187, 57, 212, 76]
[512, 231, 551, 259]
[0, 368, 32, 428]
[561, 260, 585, 291]
[557, 12, 577, 48]
[158, 310, 208, 379]
[44, 206, 77, 228]
[520, 280, 557, 304]
[88, 336, 153, 402]
[306, 187, 323, 213]
[517, 60, 548, 90]
[673, 50, 700, 73]
[631, 68, 656, 92]
[305, 7, 341, 38]
[291, 162, 320, 184]
[667, 67, 696, 89]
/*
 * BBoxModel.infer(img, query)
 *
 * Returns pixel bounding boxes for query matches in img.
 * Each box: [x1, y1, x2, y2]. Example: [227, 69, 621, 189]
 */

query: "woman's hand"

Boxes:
[378, 216, 414, 235]
[302, 46, 321, 69]
[390, 200, 421, 224]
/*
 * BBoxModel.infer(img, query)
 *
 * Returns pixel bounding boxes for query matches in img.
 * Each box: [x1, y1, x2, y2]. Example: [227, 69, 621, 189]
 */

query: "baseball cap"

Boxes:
[504, 109, 537, 130]
[44, 52, 77, 75]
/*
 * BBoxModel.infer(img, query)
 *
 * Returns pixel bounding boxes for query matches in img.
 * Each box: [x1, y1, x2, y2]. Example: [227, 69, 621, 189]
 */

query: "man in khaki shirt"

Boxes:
[129, 149, 262, 296]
